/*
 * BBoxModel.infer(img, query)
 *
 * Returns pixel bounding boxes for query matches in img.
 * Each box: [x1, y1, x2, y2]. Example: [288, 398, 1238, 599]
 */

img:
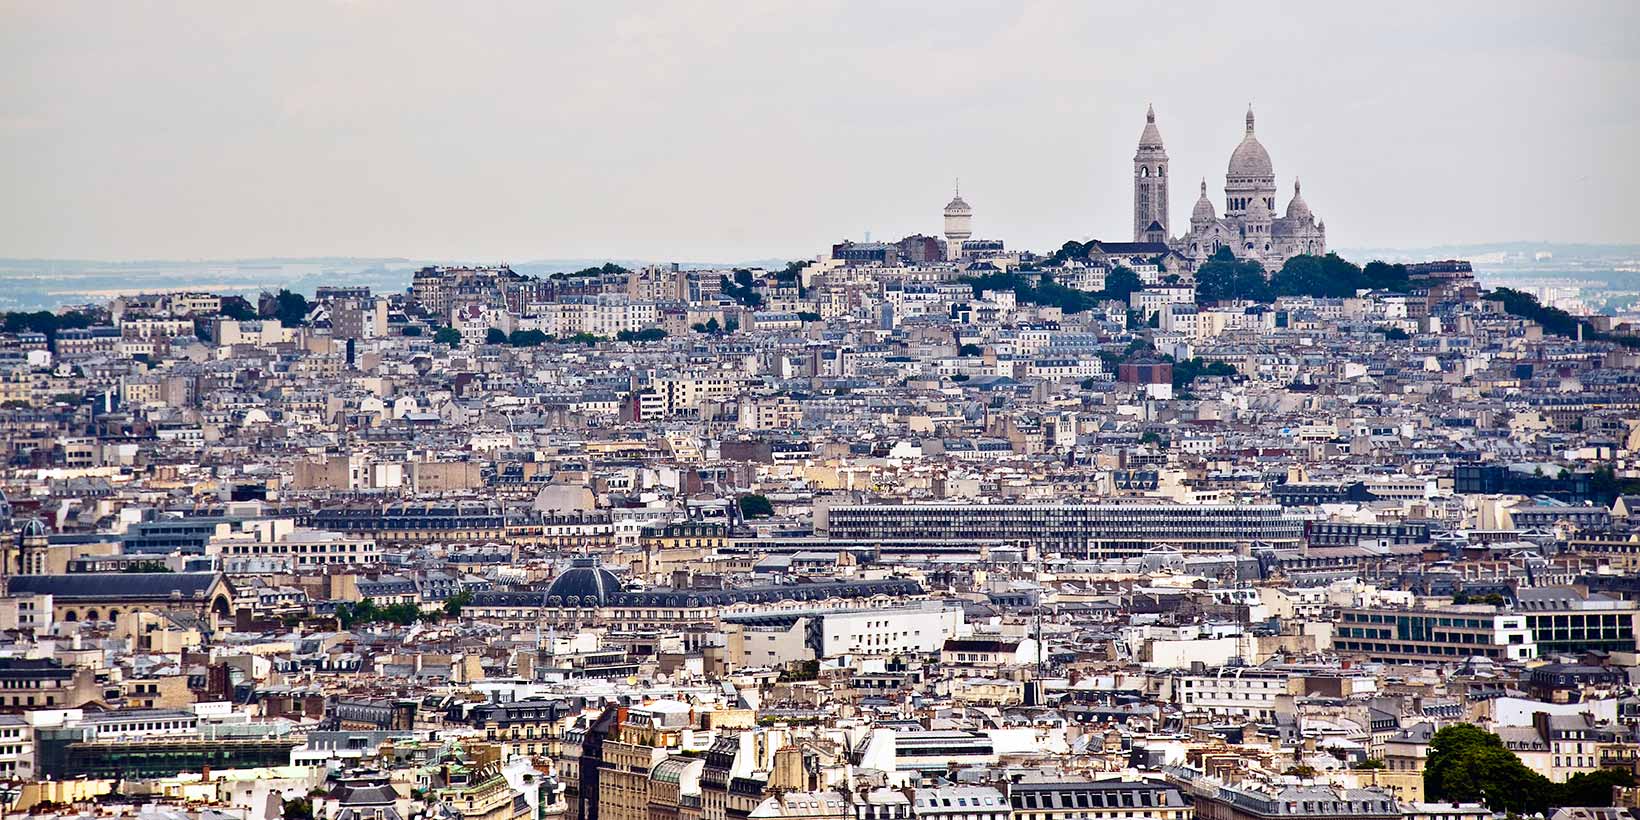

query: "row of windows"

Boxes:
[1525, 614, 1631, 627]
[1335, 640, 1508, 658]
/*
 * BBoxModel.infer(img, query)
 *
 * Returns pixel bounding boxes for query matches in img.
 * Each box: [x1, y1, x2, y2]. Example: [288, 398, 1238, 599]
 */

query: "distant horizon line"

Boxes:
[2, 239, 1638, 268]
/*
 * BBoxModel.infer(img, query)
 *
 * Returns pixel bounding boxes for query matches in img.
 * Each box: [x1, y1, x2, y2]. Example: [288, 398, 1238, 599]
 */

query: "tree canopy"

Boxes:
[433, 326, 462, 346]
[1195, 248, 1271, 303]
[738, 494, 775, 519]
[1270, 253, 1410, 298]
[616, 327, 668, 343]
[1171, 357, 1238, 390]
[1425, 724, 1634, 814]
[267, 289, 310, 326]
[1, 309, 97, 345]
[960, 267, 1138, 314]
[1102, 267, 1143, 302]
[218, 296, 259, 321]
[1484, 286, 1639, 347]
[553, 262, 629, 279]
[721, 270, 764, 308]
[509, 329, 552, 346]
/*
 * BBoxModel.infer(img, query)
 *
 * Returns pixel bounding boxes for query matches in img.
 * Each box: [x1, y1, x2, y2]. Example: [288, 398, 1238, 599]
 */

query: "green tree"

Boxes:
[721, 271, 764, 308]
[219, 296, 258, 320]
[958, 343, 983, 357]
[1172, 358, 1238, 390]
[1048, 240, 1091, 266]
[433, 326, 462, 346]
[282, 797, 314, 820]
[1555, 769, 1636, 807]
[775, 260, 810, 282]
[1271, 253, 1369, 298]
[485, 328, 508, 345]
[1362, 260, 1413, 292]
[1426, 724, 1552, 814]
[442, 590, 474, 619]
[508, 329, 551, 346]
[1102, 266, 1143, 302]
[1, 309, 97, 348]
[1196, 248, 1271, 303]
[1486, 287, 1615, 343]
[554, 262, 629, 279]
[616, 328, 667, 342]
[1270, 254, 1330, 297]
[270, 289, 311, 326]
[739, 494, 775, 519]
[796, 311, 821, 322]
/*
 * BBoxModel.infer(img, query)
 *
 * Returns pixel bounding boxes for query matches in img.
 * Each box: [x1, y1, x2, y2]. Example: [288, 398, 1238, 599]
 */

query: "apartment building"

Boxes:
[1007, 781, 1191, 820]
[599, 702, 692, 820]
[913, 786, 1008, 820]
[1334, 606, 1536, 662]
[820, 503, 1303, 559]
[209, 528, 381, 569]
[1514, 587, 1640, 654]
[1174, 668, 1297, 722]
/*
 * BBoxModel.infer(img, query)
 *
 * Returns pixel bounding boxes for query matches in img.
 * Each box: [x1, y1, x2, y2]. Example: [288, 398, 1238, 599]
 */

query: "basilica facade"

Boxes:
[1132, 106, 1325, 271]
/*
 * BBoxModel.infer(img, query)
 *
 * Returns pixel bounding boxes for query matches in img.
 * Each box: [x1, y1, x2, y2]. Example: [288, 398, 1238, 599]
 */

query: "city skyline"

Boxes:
[2, 1, 1636, 262]
[5, 3, 1640, 811]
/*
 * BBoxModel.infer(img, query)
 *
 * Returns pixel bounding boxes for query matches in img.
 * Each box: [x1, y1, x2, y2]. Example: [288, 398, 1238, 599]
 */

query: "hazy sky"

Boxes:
[2, 1, 1635, 263]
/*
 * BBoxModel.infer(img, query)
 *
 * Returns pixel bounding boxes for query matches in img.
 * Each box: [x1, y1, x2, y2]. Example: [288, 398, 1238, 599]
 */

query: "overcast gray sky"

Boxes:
[1, 1, 1635, 262]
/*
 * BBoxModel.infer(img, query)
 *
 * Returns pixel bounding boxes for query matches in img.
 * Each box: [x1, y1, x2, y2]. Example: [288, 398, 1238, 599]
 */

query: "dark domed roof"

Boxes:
[18, 519, 46, 541]
[545, 557, 621, 607]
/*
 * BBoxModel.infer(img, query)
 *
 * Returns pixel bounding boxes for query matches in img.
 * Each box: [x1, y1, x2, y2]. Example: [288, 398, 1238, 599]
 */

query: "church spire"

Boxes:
[1133, 104, 1169, 240]
[1137, 104, 1165, 150]
[1245, 104, 1255, 134]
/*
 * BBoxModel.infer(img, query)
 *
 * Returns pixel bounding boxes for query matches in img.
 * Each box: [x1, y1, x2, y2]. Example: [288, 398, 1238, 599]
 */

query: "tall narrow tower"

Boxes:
[943, 182, 972, 261]
[1133, 104, 1170, 242]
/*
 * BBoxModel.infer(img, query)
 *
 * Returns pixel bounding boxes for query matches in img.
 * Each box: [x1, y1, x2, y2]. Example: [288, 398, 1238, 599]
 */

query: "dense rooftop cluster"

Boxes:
[0, 243, 1638, 820]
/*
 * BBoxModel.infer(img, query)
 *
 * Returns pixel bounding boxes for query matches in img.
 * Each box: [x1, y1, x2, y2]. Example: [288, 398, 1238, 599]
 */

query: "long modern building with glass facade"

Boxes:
[818, 502, 1303, 559]
[1334, 607, 1538, 663]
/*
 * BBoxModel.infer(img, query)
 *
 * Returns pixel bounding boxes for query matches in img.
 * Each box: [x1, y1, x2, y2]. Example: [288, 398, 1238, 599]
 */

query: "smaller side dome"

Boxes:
[1192, 179, 1217, 222]
[1284, 178, 1312, 222]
